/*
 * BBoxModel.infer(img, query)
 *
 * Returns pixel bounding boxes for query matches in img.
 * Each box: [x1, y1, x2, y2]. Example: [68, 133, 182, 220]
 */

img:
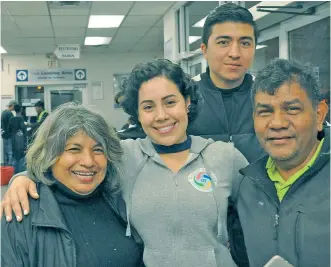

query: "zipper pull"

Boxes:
[273, 214, 279, 240]
[229, 135, 233, 143]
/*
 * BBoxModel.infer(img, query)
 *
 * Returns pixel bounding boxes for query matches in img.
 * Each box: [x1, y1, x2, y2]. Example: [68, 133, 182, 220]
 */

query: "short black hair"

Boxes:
[118, 59, 201, 127]
[251, 58, 320, 108]
[34, 101, 45, 109]
[202, 3, 259, 46]
[13, 104, 22, 113]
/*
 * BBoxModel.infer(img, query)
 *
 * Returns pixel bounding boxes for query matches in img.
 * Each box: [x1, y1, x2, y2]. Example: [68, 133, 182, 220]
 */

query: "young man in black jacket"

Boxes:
[187, 3, 265, 163]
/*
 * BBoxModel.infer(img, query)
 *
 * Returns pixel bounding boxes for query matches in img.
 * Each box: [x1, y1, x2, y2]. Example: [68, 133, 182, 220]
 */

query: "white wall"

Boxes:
[0, 52, 162, 129]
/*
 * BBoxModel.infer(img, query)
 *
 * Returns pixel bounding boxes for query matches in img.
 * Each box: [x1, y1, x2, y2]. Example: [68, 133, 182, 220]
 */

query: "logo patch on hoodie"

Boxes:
[188, 168, 215, 192]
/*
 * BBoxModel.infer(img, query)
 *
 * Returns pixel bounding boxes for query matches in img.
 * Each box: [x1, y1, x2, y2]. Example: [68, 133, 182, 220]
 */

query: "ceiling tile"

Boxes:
[55, 37, 84, 45]
[1, 15, 20, 31]
[54, 27, 86, 38]
[52, 15, 89, 28]
[121, 15, 161, 28]
[22, 28, 54, 38]
[49, 2, 91, 16]
[2, 1, 49, 16]
[129, 1, 174, 15]
[114, 27, 149, 40]
[14, 16, 52, 29]
[86, 28, 118, 37]
[90, 1, 134, 15]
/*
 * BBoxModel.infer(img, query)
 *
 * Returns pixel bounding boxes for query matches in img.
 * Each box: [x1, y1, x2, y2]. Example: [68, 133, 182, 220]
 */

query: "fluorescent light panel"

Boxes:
[84, 37, 112, 46]
[0, 46, 7, 54]
[88, 15, 125, 28]
[256, 45, 267, 50]
[192, 1, 293, 28]
[189, 36, 201, 44]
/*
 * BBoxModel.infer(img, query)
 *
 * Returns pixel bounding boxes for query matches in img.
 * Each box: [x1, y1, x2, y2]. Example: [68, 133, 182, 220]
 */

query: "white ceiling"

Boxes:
[1, 1, 175, 55]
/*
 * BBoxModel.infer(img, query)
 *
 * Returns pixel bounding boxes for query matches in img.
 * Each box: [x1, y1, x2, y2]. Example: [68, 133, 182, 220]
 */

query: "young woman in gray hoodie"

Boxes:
[2, 59, 248, 267]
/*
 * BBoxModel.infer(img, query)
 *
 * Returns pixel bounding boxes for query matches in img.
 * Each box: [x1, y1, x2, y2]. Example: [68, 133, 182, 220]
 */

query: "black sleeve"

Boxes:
[227, 199, 250, 267]
[7, 117, 14, 136]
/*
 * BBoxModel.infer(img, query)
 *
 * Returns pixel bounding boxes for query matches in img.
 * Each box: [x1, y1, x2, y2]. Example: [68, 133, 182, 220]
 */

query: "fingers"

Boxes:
[28, 181, 39, 199]
[9, 189, 23, 222]
[1, 194, 13, 222]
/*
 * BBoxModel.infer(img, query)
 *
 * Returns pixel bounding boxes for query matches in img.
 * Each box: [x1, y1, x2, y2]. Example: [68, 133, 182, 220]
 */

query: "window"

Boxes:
[250, 37, 279, 76]
[184, 1, 219, 52]
[289, 17, 330, 98]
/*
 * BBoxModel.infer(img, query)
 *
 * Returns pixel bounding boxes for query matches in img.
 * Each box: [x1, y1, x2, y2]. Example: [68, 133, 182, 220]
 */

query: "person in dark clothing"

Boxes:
[28, 100, 48, 135]
[8, 104, 27, 173]
[229, 59, 330, 267]
[187, 3, 265, 163]
[1, 103, 143, 267]
[1, 100, 17, 165]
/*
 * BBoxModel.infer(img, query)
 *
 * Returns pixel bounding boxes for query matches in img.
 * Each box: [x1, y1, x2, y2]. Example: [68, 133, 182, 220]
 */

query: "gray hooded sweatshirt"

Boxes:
[119, 135, 248, 267]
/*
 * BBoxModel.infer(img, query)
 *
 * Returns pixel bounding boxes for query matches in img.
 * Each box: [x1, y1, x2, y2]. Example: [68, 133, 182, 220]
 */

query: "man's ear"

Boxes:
[316, 101, 329, 131]
[201, 43, 208, 60]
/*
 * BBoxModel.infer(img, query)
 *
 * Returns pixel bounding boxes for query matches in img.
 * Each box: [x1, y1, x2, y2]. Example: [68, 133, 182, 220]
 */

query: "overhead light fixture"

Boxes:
[0, 46, 7, 54]
[84, 37, 112, 46]
[249, 1, 292, 21]
[88, 15, 125, 28]
[189, 36, 201, 44]
[256, 45, 267, 50]
[192, 16, 207, 28]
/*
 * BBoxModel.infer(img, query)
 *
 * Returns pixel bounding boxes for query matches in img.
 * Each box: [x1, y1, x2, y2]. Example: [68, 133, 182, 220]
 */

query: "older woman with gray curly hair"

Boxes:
[1, 103, 143, 267]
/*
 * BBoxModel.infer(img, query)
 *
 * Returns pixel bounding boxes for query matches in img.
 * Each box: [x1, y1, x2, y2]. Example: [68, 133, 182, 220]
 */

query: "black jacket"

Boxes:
[229, 130, 330, 267]
[1, 181, 143, 267]
[187, 69, 265, 163]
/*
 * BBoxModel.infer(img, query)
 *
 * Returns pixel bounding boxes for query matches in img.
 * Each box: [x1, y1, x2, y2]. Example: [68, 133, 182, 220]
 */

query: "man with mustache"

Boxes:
[229, 59, 330, 266]
[187, 3, 265, 163]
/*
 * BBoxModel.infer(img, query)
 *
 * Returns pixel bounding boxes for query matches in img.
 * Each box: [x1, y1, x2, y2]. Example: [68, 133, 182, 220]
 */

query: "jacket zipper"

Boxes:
[229, 135, 233, 143]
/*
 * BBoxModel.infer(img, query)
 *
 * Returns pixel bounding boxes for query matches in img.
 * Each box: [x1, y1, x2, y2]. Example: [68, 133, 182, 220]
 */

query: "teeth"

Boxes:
[73, 171, 95, 176]
[158, 125, 174, 132]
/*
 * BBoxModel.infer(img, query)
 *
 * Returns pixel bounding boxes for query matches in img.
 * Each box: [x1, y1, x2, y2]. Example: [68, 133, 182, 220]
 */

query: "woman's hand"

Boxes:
[1, 176, 39, 222]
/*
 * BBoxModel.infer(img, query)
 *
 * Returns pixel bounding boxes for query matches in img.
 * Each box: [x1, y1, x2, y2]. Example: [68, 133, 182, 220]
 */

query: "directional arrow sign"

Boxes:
[74, 69, 86, 80]
[54, 45, 80, 59]
[16, 70, 28, 82]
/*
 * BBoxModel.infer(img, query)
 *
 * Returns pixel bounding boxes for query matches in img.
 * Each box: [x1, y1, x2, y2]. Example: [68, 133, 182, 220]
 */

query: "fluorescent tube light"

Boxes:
[249, 1, 293, 21]
[256, 45, 267, 50]
[189, 36, 201, 44]
[88, 15, 125, 28]
[193, 16, 207, 28]
[84, 37, 112, 46]
[0, 46, 7, 54]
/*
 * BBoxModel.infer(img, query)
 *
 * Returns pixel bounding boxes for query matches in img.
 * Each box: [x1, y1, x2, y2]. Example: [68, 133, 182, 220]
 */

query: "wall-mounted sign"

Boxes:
[16, 68, 87, 82]
[54, 44, 80, 59]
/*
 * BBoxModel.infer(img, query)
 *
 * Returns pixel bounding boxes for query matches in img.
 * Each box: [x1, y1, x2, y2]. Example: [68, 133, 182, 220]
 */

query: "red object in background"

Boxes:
[1, 166, 14, 186]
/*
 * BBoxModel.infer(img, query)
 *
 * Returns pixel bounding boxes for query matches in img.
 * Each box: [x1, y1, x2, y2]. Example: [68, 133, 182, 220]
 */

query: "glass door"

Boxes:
[44, 84, 87, 112]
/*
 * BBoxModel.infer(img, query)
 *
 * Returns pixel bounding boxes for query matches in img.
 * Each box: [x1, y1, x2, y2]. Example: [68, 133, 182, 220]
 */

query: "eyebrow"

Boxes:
[139, 94, 177, 106]
[66, 142, 102, 148]
[215, 36, 254, 41]
[255, 103, 273, 109]
[283, 99, 302, 106]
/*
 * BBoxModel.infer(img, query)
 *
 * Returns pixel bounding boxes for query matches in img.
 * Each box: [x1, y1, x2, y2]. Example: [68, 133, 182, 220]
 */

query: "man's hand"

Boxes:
[1, 176, 39, 222]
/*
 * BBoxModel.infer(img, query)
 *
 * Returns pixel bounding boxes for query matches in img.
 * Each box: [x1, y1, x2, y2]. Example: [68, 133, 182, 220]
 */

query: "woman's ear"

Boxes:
[185, 97, 191, 113]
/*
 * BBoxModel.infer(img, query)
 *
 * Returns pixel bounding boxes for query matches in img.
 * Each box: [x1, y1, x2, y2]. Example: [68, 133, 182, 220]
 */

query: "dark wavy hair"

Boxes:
[117, 59, 201, 127]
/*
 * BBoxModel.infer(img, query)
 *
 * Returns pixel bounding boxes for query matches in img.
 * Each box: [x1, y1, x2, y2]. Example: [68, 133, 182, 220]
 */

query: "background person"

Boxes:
[229, 59, 330, 267]
[1, 103, 143, 267]
[1, 100, 18, 166]
[187, 3, 265, 163]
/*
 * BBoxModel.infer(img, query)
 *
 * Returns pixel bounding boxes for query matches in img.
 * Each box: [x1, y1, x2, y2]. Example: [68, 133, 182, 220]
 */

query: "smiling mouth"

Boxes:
[155, 123, 177, 134]
[72, 171, 96, 182]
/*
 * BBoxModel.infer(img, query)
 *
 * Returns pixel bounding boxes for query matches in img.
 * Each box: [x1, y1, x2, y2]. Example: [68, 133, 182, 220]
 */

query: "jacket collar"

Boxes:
[241, 128, 330, 186]
[32, 183, 70, 231]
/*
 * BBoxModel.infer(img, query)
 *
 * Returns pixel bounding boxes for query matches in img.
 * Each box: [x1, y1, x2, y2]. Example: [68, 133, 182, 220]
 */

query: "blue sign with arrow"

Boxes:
[74, 69, 86, 80]
[16, 70, 28, 82]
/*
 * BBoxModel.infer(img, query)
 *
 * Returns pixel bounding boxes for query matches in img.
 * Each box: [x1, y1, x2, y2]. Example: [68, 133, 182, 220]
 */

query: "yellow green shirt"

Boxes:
[266, 138, 324, 201]
[37, 110, 47, 122]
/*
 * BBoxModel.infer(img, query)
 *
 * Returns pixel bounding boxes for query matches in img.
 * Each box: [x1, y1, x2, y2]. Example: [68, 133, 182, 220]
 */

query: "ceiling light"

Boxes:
[84, 37, 112, 46]
[249, 1, 293, 21]
[0, 46, 7, 54]
[256, 45, 267, 50]
[88, 15, 125, 28]
[189, 36, 201, 44]
[192, 16, 207, 28]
